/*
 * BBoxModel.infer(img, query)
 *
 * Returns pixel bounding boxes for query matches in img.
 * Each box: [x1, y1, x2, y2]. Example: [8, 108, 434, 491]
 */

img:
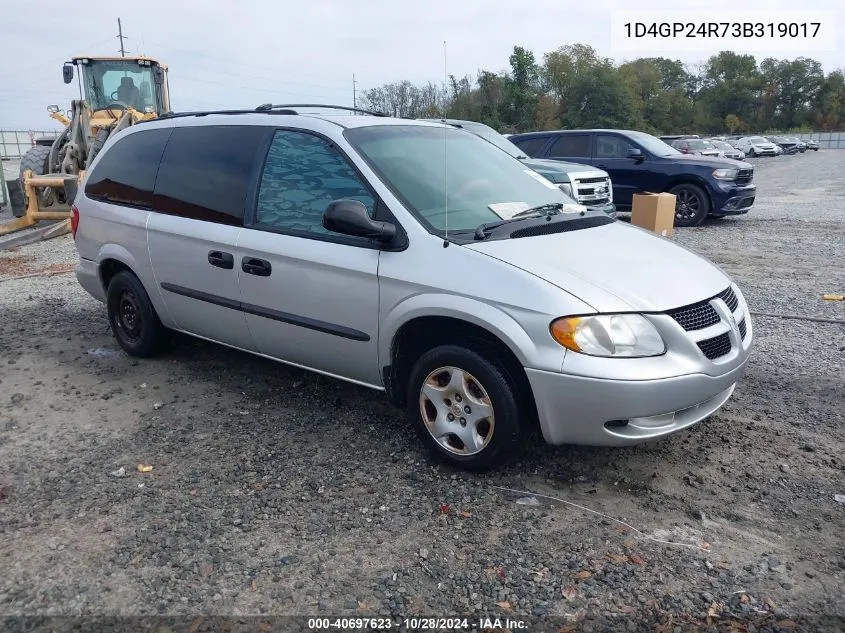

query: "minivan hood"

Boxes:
[464, 221, 730, 312]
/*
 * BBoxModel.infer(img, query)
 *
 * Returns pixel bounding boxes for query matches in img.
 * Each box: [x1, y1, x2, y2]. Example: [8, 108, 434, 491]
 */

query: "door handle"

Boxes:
[207, 250, 234, 269]
[241, 257, 272, 277]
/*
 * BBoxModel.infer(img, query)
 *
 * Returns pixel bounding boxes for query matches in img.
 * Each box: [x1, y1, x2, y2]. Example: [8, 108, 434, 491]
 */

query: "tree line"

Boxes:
[360, 44, 845, 135]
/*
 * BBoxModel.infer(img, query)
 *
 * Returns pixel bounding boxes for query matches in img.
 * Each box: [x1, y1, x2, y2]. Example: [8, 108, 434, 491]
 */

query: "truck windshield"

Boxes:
[83, 60, 159, 112]
[345, 125, 593, 235]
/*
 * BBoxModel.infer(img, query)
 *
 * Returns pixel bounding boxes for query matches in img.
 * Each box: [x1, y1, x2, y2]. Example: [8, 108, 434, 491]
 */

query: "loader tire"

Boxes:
[86, 129, 110, 168]
[17, 145, 52, 217]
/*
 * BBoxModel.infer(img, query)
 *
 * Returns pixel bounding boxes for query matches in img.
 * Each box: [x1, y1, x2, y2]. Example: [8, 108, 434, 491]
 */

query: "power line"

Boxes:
[0, 37, 115, 81]
[143, 40, 359, 86]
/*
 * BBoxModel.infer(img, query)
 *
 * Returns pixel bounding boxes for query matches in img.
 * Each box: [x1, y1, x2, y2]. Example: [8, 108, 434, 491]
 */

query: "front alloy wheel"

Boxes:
[407, 345, 523, 471]
[670, 183, 710, 227]
[419, 366, 495, 456]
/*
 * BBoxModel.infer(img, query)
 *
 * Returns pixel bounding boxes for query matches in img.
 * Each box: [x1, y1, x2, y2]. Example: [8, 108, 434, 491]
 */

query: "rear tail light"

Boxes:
[71, 204, 79, 238]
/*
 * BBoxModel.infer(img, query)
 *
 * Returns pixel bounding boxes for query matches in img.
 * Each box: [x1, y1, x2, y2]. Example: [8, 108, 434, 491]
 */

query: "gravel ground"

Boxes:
[1, 151, 844, 632]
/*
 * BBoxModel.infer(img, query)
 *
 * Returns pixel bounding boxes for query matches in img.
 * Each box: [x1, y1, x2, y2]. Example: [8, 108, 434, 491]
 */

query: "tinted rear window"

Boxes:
[548, 135, 591, 158]
[153, 125, 268, 226]
[84, 128, 171, 208]
[512, 136, 549, 157]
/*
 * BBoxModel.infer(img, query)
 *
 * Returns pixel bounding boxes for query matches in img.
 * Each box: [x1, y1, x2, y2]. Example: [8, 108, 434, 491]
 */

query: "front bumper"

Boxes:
[582, 200, 615, 216]
[713, 182, 755, 215]
[75, 258, 106, 303]
[527, 287, 753, 446]
[527, 361, 747, 446]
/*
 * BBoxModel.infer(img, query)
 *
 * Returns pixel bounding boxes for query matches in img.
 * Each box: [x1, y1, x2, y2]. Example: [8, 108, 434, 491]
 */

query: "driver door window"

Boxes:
[595, 135, 634, 158]
[254, 130, 375, 241]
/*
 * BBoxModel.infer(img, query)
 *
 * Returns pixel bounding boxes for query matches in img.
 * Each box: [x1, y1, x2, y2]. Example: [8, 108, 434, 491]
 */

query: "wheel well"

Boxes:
[99, 258, 131, 291]
[384, 316, 537, 423]
[666, 177, 713, 209]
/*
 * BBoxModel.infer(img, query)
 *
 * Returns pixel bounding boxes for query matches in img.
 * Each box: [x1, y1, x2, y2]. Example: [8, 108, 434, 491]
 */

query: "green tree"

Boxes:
[815, 69, 845, 130]
[724, 114, 741, 133]
[501, 46, 540, 130]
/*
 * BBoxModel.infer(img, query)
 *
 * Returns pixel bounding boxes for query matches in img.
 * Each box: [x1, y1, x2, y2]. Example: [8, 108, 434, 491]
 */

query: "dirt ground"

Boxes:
[1, 151, 844, 632]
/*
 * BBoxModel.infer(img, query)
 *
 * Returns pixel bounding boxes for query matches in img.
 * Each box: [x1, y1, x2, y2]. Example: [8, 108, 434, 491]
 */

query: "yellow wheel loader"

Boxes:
[2, 55, 170, 238]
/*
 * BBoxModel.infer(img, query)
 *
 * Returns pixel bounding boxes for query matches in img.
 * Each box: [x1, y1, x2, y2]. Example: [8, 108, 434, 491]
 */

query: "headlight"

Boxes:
[712, 168, 738, 180]
[558, 182, 573, 197]
[549, 314, 665, 357]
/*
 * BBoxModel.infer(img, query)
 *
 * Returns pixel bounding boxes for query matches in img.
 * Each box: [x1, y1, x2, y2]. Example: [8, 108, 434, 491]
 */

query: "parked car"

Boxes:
[733, 136, 779, 157]
[768, 136, 801, 155]
[71, 107, 753, 471]
[709, 140, 745, 160]
[424, 118, 614, 215]
[805, 138, 820, 151]
[659, 134, 700, 143]
[509, 129, 756, 227]
[670, 138, 722, 157]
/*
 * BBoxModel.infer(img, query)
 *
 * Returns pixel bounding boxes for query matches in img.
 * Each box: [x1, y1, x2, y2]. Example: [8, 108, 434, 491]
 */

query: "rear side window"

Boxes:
[84, 128, 171, 208]
[548, 135, 591, 159]
[152, 125, 268, 226]
[512, 136, 549, 157]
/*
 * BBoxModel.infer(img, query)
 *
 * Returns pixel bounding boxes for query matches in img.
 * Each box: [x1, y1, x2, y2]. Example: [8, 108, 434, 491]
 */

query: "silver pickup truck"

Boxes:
[428, 119, 615, 216]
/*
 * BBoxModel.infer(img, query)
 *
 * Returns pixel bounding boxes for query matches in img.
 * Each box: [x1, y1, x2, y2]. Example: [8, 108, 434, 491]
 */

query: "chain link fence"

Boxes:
[0, 130, 61, 160]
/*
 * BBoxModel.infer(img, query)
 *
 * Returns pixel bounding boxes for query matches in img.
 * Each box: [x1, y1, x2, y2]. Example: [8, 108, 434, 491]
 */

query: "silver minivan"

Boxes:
[72, 106, 753, 471]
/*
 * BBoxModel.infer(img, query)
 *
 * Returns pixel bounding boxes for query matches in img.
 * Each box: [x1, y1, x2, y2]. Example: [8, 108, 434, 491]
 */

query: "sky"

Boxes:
[0, 0, 842, 130]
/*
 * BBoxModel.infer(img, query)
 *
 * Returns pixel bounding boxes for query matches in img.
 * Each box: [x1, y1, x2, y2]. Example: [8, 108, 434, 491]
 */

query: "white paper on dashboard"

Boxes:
[487, 202, 532, 220]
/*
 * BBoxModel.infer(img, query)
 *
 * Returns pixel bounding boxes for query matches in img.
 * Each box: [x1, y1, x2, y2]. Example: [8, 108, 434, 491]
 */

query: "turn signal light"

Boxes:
[70, 204, 79, 238]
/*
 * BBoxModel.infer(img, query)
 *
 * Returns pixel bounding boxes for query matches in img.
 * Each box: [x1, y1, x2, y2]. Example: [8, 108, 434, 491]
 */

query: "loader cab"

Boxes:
[66, 56, 170, 115]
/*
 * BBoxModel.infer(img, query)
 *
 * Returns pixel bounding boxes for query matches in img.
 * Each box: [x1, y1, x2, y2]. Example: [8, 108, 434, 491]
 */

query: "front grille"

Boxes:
[717, 287, 739, 312]
[667, 302, 720, 331]
[697, 332, 732, 360]
[738, 318, 747, 339]
[575, 177, 607, 184]
[735, 169, 754, 185]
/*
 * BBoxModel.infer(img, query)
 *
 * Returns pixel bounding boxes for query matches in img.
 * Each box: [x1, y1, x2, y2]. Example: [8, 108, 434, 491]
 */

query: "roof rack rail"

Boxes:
[255, 103, 387, 117]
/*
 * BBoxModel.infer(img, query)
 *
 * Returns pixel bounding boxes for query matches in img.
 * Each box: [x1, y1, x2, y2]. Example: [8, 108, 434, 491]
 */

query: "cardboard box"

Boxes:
[631, 192, 676, 237]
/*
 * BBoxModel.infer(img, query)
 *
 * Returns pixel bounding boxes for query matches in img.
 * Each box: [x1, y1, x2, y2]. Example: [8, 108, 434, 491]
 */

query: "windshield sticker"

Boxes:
[523, 169, 560, 190]
[487, 202, 532, 219]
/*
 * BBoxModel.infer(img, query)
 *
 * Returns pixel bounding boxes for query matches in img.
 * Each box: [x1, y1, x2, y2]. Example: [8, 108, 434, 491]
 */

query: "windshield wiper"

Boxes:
[473, 203, 564, 240]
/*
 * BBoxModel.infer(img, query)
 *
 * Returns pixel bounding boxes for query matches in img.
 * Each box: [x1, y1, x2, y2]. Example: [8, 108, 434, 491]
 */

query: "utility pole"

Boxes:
[117, 18, 126, 57]
[352, 73, 357, 114]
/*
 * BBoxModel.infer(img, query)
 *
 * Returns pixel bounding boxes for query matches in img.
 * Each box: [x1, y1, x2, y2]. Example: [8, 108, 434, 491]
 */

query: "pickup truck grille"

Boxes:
[573, 176, 611, 204]
[665, 285, 749, 361]
[735, 169, 754, 185]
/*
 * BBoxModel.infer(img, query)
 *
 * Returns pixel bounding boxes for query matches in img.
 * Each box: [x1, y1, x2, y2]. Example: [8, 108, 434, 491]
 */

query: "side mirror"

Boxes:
[627, 148, 644, 161]
[62, 63, 74, 84]
[323, 199, 396, 243]
[47, 105, 61, 114]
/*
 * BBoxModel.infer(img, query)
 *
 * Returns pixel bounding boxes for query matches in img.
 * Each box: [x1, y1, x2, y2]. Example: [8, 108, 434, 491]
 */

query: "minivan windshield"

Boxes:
[627, 131, 682, 157]
[686, 140, 717, 151]
[345, 125, 592, 234]
[748, 136, 769, 144]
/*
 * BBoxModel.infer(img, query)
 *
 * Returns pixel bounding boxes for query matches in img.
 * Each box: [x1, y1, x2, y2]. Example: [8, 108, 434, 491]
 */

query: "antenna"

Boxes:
[352, 73, 357, 114]
[442, 39, 449, 247]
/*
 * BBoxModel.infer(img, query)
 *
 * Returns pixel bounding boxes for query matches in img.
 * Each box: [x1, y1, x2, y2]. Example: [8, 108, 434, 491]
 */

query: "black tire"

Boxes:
[106, 271, 166, 357]
[16, 145, 52, 217]
[406, 344, 523, 472]
[86, 129, 110, 168]
[747, 148, 756, 158]
[670, 183, 710, 228]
